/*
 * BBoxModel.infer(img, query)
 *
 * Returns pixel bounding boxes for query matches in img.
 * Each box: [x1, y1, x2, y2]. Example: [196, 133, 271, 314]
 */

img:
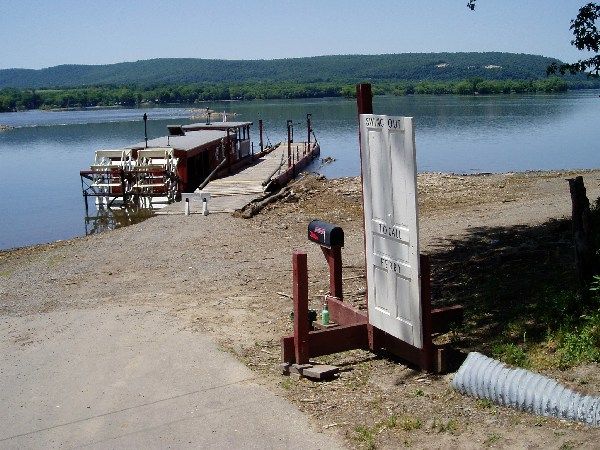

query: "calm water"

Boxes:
[0, 91, 599, 250]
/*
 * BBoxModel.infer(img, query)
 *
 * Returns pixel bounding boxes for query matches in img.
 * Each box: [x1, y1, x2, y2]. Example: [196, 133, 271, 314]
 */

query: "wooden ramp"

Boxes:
[158, 142, 315, 215]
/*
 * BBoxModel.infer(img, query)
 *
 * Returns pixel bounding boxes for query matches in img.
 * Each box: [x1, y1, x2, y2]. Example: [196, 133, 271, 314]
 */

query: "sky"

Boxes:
[0, 0, 593, 70]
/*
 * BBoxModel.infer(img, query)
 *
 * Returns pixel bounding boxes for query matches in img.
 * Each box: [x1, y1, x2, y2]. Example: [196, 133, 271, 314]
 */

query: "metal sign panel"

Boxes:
[359, 115, 422, 348]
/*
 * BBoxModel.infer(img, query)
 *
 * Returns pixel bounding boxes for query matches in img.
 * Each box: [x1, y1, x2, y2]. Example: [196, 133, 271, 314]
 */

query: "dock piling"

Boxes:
[306, 114, 311, 154]
[287, 120, 292, 168]
[259, 119, 264, 153]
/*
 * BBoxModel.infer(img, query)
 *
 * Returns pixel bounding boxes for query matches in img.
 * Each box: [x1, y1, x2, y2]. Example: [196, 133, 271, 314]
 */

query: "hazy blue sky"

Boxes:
[0, 1, 593, 69]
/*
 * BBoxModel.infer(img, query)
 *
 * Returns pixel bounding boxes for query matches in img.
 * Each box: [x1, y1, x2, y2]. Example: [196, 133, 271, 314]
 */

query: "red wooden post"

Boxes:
[356, 83, 373, 115]
[293, 251, 310, 364]
[419, 254, 434, 372]
[356, 83, 373, 327]
[321, 246, 343, 300]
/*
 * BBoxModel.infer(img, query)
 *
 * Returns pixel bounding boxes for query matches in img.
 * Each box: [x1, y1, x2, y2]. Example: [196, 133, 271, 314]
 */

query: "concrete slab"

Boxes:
[281, 363, 339, 381]
[302, 365, 339, 381]
[0, 307, 344, 449]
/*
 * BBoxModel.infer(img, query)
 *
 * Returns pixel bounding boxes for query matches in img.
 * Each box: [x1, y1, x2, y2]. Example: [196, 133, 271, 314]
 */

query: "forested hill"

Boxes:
[0, 53, 563, 88]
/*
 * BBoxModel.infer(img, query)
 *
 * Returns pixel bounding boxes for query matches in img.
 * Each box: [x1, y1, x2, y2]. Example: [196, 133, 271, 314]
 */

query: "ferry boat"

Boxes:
[79, 114, 319, 224]
[80, 120, 266, 209]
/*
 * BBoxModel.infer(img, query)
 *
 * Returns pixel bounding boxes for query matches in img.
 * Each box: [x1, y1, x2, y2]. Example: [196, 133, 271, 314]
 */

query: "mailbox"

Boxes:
[307, 220, 344, 248]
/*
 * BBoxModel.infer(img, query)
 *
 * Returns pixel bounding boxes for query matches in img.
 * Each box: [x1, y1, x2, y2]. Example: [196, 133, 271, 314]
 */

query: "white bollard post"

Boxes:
[200, 192, 211, 216]
[184, 197, 190, 216]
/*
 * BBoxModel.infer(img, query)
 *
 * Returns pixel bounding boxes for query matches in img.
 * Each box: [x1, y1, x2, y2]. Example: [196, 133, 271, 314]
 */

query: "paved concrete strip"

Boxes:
[0, 307, 344, 449]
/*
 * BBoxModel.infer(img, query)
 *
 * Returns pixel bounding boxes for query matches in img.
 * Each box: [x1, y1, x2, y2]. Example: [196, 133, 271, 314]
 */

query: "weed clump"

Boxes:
[556, 312, 600, 368]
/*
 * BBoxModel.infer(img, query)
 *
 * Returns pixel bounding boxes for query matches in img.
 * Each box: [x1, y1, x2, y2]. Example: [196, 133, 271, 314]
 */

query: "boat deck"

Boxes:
[157, 141, 318, 215]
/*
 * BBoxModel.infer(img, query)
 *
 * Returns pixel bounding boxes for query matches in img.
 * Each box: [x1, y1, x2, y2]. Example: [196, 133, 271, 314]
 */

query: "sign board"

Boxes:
[359, 115, 422, 348]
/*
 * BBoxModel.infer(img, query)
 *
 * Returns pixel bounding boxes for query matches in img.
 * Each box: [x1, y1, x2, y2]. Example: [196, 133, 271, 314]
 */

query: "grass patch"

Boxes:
[527, 344, 560, 371]
[353, 415, 409, 448]
[487, 286, 600, 371]
[426, 206, 600, 372]
[556, 312, 600, 368]
[280, 377, 294, 390]
[476, 398, 494, 409]
[382, 415, 397, 429]
[491, 342, 529, 368]
[484, 433, 501, 447]
[354, 425, 376, 450]
[399, 416, 422, 431]
[433, 418, 459, 434]
[559, 442, 575, 450]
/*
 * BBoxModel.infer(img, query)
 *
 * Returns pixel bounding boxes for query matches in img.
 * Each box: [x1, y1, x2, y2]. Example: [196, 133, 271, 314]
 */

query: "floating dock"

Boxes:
[159, 139, 319, 214]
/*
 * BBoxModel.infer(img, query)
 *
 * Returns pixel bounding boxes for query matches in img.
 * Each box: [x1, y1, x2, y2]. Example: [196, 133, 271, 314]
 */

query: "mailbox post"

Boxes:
[308, 220, 344, 299]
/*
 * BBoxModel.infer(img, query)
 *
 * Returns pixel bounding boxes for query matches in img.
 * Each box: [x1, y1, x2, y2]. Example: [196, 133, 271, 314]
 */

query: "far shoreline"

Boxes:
[2, 86, 599, 115]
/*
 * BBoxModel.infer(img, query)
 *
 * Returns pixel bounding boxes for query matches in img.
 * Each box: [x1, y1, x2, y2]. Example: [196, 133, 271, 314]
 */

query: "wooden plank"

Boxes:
[159, 142, 317, 214]
[281, 324, 370, 363]
[431, 305, 464, 334]
[369, 325, 424, 368]
[326, 295, 368, 326]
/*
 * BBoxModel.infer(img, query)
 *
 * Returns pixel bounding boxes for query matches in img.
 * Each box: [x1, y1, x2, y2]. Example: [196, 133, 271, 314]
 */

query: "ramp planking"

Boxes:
[158, 142, 312, 214]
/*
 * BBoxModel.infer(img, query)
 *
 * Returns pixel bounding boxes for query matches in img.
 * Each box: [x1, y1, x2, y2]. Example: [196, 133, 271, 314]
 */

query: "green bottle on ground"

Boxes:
[321, 302, 330, 326]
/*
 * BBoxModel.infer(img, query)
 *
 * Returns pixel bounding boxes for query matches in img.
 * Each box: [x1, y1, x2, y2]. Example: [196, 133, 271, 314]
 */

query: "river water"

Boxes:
[0, 91, 599, 250]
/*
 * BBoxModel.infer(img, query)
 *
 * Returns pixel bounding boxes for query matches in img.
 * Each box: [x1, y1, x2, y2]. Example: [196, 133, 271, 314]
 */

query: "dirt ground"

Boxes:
[2, 169, 600, 449]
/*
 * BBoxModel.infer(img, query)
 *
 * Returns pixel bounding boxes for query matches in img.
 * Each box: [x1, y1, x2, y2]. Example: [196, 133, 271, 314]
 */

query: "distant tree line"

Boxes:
[0, 52, 573, 89]
[0, 77, 595, 112]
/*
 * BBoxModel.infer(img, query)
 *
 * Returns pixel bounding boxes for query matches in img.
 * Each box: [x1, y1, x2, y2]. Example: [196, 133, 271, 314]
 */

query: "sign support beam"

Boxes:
[280, 84, 464, 375]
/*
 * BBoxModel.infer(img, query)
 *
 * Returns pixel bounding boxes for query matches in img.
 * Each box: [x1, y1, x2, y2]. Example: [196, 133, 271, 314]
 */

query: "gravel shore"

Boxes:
[2, 169, 600, 448]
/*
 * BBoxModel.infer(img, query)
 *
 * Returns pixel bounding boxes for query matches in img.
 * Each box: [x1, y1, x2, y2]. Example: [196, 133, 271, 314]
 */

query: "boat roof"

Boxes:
[183, 121, 253, 131]
[128, 130, 227, 152]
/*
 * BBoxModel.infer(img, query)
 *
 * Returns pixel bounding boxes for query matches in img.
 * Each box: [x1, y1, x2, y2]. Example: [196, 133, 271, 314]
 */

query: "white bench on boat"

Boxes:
[92, 149, 133, 169]
[137, 148, 178, 171]
[182, 192, 211, 216]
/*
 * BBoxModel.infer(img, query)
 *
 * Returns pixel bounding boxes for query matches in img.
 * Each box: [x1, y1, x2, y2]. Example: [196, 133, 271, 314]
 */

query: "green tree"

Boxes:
[549, 3, 600, 76]
[468, 1, 599, 77]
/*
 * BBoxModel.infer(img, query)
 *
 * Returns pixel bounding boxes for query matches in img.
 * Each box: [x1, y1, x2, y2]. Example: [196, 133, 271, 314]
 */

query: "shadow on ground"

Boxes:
[427, 217, 577, 353]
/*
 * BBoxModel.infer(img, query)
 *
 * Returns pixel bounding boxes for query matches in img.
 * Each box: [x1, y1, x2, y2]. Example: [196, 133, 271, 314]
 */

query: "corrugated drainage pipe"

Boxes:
[452, 352, 600, 426]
